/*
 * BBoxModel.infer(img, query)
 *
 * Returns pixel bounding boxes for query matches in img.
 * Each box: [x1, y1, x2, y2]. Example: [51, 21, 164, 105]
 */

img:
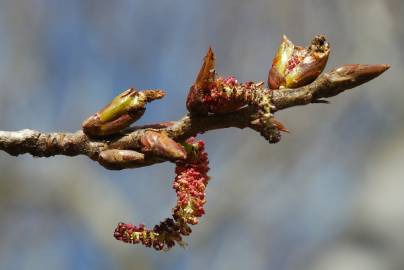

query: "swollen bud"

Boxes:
[140, 131, 187, 160]
[328, 64, 390, 88]
[98, 149, 145, 170]
[82, 88, 165, 137]
[315, 64, 390, 98]
[268, 35, 330, 89]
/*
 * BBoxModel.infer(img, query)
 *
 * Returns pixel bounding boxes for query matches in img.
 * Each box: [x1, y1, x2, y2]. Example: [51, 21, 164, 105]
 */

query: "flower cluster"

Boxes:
[186, 48, 289, 143]
[199, 76, 245, 114]
[172, 139, 210, 225]
[114, 219, 184, 250]
[114, 138, 210, 250]
[208, 78, 286, 142]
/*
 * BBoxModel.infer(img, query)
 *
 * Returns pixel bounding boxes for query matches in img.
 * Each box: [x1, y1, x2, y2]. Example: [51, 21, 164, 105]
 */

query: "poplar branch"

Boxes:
[0, 64, 389, 169]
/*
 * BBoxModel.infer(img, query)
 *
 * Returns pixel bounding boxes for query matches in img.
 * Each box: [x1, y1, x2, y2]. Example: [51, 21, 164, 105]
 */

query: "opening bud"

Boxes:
[82, 88, 165, 137]
[268, 35, 330, 89]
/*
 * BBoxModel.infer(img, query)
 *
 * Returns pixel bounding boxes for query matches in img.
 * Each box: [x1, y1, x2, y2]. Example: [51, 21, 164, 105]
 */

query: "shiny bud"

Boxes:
[98, 149, 145, 170]
[82, 88, 165, 137]
[328, 64, 390, 89]
[140, 131, 187, 160]
[268, 35, 330, 89]
[316, 64, 390, 98]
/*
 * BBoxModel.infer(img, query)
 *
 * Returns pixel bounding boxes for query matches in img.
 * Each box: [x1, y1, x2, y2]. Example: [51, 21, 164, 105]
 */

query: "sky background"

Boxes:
[0, 0, 403, 269]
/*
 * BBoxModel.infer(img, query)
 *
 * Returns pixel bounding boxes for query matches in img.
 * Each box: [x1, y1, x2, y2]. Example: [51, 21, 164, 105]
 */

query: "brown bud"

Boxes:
[268, 35, 330, 89]
[98, 149, 145, 170]
[316, 64, 390, 99]
[140, 131, 187, 160]
[328, 64, 390, 88]
[186, 47, 216, 115]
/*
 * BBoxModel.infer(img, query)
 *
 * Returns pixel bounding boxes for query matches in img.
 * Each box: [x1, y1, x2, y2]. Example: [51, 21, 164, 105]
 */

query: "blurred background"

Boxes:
[0, 0, 403, 269]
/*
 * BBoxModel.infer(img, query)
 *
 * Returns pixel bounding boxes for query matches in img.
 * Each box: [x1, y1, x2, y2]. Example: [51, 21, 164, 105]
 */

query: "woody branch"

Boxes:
[0, 63, 389, 169]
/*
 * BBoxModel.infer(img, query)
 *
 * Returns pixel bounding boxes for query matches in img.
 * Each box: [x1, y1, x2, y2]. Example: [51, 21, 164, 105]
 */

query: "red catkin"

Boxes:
[114, 138, 210, 250]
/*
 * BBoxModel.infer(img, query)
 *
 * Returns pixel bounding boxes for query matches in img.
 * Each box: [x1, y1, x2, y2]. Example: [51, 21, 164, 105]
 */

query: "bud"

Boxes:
[268, 35, 330, 89]
[310, 64, 390, 99]
[98, 149, 145, 170]
[329, 64, 390, 89]
[186, 47, 216, 115]
[82, 88, 165, 137]
[140, 131, 187, 160]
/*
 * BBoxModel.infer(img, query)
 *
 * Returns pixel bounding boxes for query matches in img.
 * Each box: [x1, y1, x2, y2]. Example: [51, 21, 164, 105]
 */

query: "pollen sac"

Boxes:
[268, 35, 330, 89]
[82, 88, 165, 137]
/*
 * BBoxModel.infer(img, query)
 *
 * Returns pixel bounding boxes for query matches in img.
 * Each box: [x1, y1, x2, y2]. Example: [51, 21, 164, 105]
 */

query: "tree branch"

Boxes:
[0, 63, 389, 170]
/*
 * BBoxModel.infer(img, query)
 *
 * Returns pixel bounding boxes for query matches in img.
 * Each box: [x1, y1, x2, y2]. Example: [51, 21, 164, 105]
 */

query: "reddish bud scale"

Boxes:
[114, 138, 210, 250]
[186, 47, 216, 115]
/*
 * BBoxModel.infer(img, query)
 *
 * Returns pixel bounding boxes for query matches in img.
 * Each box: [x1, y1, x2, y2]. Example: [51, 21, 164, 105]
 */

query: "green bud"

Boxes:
[82, 88, 165, 137]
